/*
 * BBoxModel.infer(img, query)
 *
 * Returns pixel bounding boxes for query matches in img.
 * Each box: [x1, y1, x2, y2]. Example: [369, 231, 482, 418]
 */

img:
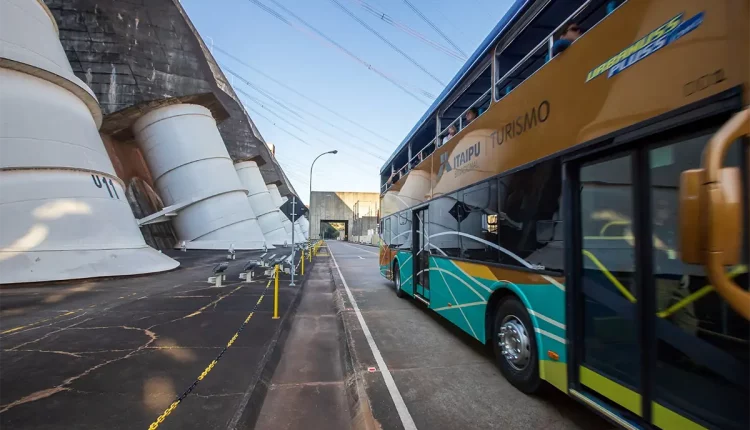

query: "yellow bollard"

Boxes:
[301, 249, 305, 275]
[273, 264, 279, 319]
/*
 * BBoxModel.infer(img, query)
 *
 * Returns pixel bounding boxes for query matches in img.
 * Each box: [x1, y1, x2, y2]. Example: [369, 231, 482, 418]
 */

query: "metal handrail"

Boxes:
[493, 0, 595, 102]
[383, 82, 492, 190]
[440, 87, 492, 146]
[382, 0, 615, 195]
[382, 135, 439, 194]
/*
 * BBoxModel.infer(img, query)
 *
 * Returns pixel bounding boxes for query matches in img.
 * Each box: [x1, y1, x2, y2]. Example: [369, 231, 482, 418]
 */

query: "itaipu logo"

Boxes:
[586, 12, 704, 82]
[437, 151, 452, 179]
[437, 142, 481, 180]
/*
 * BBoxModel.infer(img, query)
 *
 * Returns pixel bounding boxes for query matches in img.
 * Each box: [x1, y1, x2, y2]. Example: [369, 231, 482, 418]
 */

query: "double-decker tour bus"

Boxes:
[378, 0, 749, 429]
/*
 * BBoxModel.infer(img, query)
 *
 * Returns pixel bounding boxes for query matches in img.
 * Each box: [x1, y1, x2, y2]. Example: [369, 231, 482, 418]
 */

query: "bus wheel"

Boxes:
[492, 297, 541, 394]
[393, 265, 405, 298]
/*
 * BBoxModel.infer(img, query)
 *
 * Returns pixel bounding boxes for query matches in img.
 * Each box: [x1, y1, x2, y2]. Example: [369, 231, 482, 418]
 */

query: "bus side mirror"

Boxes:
[679, 167, 742, 265]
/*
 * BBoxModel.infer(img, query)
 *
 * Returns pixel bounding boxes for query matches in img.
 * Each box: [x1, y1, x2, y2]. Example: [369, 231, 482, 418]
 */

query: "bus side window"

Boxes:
[458, 179, 499, 263]
[383, 217, 392, 247]
[497, 160, 563, 272]
[429, 193, 460, 257]
[399, 211, 412, 251]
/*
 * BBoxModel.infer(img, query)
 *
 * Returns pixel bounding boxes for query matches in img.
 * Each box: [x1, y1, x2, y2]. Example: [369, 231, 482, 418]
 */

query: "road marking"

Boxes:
[358, 256, 364, 260]
[1, 310, 79, 335]
[329, 244, 417, 430]
[340, 242, 379, 256]
[148, 280, 272, 430]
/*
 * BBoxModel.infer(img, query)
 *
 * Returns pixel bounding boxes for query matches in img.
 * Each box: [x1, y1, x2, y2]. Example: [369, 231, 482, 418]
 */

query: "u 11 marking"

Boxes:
[91, 174, 120, 199]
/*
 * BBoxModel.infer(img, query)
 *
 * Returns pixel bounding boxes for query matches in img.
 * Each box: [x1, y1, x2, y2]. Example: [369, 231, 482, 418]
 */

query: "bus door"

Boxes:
[566, 119, 748, 430]
[413, 207, 430, 302]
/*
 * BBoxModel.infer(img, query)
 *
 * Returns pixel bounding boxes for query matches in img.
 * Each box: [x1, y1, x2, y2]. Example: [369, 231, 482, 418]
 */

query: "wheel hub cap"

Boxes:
[498, 316, 530, 370]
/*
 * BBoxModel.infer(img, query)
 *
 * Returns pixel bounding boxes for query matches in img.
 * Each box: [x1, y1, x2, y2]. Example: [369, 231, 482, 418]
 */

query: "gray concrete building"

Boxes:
[309, 191, 379, 243]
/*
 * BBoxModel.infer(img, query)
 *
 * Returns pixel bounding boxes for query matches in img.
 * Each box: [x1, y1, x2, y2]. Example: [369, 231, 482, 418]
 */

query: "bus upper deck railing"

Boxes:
[381, 0, 619, 195]
[439, 87, 492, 146]
[494, 0, 597, 103]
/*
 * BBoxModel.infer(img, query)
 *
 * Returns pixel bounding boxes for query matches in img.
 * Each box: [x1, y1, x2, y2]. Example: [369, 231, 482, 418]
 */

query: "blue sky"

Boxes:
[182, 0, 513, 204]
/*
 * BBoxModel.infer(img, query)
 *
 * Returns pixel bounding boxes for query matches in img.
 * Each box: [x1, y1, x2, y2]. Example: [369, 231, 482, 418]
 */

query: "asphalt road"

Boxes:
[0, 249, 300, 430]
[327, 240, 610, 430]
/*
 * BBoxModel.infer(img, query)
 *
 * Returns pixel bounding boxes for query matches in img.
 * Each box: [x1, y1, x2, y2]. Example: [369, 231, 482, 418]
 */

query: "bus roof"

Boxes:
[380, 0, 532, 174]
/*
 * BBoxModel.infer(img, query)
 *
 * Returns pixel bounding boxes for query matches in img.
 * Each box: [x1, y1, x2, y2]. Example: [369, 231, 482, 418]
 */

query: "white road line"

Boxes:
[329, 244, 417, 430]
[341, 242, 379, 256]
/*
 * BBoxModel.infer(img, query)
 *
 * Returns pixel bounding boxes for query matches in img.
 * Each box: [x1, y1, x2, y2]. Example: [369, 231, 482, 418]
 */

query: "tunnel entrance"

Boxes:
[320, 220, 348, 240]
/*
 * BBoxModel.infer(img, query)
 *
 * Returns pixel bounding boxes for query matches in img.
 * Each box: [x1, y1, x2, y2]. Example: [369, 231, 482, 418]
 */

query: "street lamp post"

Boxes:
[290, 196, 297, 287]
[309, 150, 337, 240]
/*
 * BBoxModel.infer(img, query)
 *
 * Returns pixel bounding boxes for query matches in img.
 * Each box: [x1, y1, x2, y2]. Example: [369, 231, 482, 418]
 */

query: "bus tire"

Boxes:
[492, 297, 541, 394]
[393, 264, 405, 298]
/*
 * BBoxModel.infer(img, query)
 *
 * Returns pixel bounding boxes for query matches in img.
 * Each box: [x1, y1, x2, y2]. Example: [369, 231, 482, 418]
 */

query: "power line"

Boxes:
[242, 90, 387, 162]
[400, 0, 468, 58]
[243, 105, 313, 147]
[222, 64, 390, 159]
[213, 45, 396, 145]
[275, 155, 309, 171]
[237, 77, 303, 121]
[276, 162, 310, 185]
[245, 0, 434, 104]
[231, 72, 387, 161]
[237, 88, 311, 138]
[243, 103, 381, 186]
[239, 87, 387, 164]
[346, 0, 466, 61]
[327, 0, 445, 86]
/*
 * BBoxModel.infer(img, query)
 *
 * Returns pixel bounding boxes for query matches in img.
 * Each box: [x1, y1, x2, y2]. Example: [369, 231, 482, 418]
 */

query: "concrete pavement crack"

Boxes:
[193, 392, 246, 398]
[0, 325, 157, 414]
[3, 349, 83, 358]
[148, 284, 245, 329]
[0, 272, 244, 415]
[8, 316, 92, 351]
[0, 311, 88, 338]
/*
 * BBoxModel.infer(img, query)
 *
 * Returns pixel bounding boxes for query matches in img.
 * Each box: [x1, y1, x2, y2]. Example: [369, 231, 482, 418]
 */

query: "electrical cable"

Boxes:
[345, 0, 466, 60]
[261, 0, 436, 99]
[221, 64, 390, 158]
[245, 0, 434, 103]
[237, 87, 387, 162]
[327, 0, 445, 86]
[400, 0, 468, 58]
[213, 45, 396, 145]
[243, 105, 313, 147]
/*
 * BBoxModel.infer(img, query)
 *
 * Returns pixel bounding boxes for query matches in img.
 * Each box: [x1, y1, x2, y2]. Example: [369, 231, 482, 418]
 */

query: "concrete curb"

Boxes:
[330, 258, 381, 430]
[226, 258, 312, 430]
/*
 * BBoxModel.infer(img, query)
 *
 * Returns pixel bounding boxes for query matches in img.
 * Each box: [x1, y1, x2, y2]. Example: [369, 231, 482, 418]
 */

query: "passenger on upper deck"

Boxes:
[442, 124, 457, 145]
[552, 22, 582, 57]
[464, 108, 478, 127]
[410, 151, 423, 169]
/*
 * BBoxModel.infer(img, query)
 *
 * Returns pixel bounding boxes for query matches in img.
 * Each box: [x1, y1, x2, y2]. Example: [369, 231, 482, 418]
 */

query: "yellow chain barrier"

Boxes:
[147, 279, 272, 429]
